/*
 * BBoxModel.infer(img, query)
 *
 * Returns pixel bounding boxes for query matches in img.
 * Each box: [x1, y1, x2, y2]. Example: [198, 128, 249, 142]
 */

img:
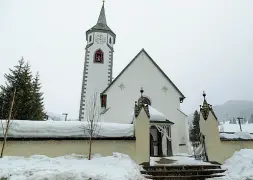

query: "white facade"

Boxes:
[79, 3, 190, 154]
[101, 50, 188, 154]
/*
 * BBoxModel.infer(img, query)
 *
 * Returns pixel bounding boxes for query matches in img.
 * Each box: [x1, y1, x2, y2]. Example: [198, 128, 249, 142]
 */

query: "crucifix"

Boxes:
[237, 117, 243, 132]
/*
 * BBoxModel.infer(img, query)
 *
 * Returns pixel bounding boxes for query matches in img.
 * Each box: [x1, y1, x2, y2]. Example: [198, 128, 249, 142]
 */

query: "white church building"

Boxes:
[79, 3, 190, 155]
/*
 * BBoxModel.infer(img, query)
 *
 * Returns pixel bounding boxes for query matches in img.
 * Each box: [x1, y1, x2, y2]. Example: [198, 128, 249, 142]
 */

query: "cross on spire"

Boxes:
[140, 87, 144, 97]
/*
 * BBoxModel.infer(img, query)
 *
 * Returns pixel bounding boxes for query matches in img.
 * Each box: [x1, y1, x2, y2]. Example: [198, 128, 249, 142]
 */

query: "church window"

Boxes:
[100, 94, 107, 108]
[109, 37, 112, 44]
[94, 49, 104, 63]
[89, 35, 92, 42]
[138, 97, 151, 106]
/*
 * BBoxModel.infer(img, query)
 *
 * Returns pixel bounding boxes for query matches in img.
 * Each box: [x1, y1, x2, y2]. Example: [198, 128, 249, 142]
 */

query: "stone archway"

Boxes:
[150, 126, 163, 157]
[150, 123, 173, 157]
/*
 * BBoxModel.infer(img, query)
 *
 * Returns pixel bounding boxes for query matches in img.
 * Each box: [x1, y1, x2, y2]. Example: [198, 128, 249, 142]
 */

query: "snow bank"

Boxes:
[0, 120, 134, 138]
[220, 132, 253, 140]
[211, 149, 253, 180]
[0, 153, 145, 180]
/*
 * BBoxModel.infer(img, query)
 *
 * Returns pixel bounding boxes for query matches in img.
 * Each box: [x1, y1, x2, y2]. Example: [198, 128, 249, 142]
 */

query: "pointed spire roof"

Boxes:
[97, 2, 107, 25]
[86, 2, 115, 37]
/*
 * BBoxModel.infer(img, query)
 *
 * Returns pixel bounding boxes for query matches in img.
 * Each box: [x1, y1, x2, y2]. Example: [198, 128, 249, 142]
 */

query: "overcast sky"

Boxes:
[0, 0, 253, 119]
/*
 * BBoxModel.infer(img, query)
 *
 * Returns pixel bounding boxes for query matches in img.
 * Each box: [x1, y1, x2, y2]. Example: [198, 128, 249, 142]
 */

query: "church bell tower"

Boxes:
[79, 2, 116, 121]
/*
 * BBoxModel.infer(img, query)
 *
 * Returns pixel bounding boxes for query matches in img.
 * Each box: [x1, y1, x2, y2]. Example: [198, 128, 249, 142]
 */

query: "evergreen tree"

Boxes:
[31, 72, 45, 120]
[0, 59, 25, 119]
[249, 114, 253, 124]
[232, 117, 237, 124]
[229, 118, 233, 124]
[189, 110, 200, 142]
[0, 88, 6, 119]
[0, 58, 45, 120]
[243, 117, 247, 124]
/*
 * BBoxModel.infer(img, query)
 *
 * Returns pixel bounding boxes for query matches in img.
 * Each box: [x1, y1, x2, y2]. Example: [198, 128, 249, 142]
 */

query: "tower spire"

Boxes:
[97, 1, 107, 25]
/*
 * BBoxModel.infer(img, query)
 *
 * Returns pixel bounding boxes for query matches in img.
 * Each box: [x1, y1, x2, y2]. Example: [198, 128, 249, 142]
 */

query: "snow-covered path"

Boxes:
[150, 154, 211, 166]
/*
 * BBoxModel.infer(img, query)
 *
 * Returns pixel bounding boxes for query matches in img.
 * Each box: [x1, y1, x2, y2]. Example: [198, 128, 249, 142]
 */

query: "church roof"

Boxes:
[86, 3, 115, 37]
[102, 49, 185, 99]
[130, 105, 174, 124]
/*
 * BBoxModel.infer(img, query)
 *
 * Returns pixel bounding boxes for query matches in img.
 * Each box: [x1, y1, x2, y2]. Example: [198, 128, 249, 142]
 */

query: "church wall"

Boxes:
[2, 140, 136, 160]
[199, 111, 222, 163]
[134, 109, 150, 164]
[103, 51, 185, 154]
[1, 108, 152, 165]
[199, 109, 253, 164]
[177, 109, 190, 154]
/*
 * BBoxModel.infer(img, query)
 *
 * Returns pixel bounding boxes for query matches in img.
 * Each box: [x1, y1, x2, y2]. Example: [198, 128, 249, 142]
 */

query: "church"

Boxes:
[78, 3, 190, 155]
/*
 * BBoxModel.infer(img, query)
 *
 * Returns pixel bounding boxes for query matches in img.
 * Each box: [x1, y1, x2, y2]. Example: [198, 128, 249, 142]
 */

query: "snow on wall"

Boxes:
[220, 132, 253, 140]
[0, 120, 134, 138]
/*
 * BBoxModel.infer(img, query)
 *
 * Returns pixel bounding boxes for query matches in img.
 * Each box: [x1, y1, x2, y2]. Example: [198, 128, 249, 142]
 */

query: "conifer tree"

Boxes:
[248, 114, 253, 124]
[232, 117, 237, 124]
[0, 88, 6, 119]
[0, 58, 45, 120]
[189, 110, 200, 142]
[1, 59, 25, 119]
[31, 72, 45, 120]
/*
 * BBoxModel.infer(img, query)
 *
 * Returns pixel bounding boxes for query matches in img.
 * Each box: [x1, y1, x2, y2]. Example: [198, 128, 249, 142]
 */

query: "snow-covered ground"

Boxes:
[210, 149, 253, 180]
[0, 153, 145, 180]
[0, 120, 134, 138]
[219, 121, 253, 133]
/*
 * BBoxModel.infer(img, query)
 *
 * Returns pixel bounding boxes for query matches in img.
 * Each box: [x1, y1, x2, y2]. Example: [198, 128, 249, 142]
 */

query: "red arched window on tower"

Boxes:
[94, 49, 104, 63]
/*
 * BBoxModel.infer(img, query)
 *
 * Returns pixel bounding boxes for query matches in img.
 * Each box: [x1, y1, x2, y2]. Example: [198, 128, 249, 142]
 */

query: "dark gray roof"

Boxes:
[102, 49, 185, 99]
[87, 3, 115, 37]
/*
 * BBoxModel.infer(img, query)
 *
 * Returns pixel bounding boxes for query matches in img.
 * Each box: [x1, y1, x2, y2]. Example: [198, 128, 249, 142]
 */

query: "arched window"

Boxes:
[109, 37, 112, 44]
[94, 49, 104, 63]
[89, 35, 92, 42]
[138, 97, 151, 106]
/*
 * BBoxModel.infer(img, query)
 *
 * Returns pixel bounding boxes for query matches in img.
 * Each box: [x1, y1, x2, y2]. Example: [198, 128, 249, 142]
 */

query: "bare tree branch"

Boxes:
[82, 92, 101, 160]
[0, 88, 16, 158]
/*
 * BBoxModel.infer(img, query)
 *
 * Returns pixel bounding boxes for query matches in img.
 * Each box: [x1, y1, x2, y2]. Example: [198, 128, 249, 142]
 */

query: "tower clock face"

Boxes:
[95, 34, 106, 44]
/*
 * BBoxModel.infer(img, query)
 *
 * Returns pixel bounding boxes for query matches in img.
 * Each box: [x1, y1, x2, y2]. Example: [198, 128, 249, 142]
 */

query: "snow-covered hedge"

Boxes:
[0, 120, 134, 138]
[0, 153, 145, 180]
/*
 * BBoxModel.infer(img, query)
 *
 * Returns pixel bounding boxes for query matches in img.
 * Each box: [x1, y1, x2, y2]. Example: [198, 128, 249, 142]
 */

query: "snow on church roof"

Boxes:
[149, 106, 169, 122]
[130, 105, 174, 124]
[0, 120, 134, 139]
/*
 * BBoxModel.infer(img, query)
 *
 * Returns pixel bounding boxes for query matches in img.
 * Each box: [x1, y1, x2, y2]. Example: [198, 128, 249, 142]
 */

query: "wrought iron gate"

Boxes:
[192, 133, 209, 162]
